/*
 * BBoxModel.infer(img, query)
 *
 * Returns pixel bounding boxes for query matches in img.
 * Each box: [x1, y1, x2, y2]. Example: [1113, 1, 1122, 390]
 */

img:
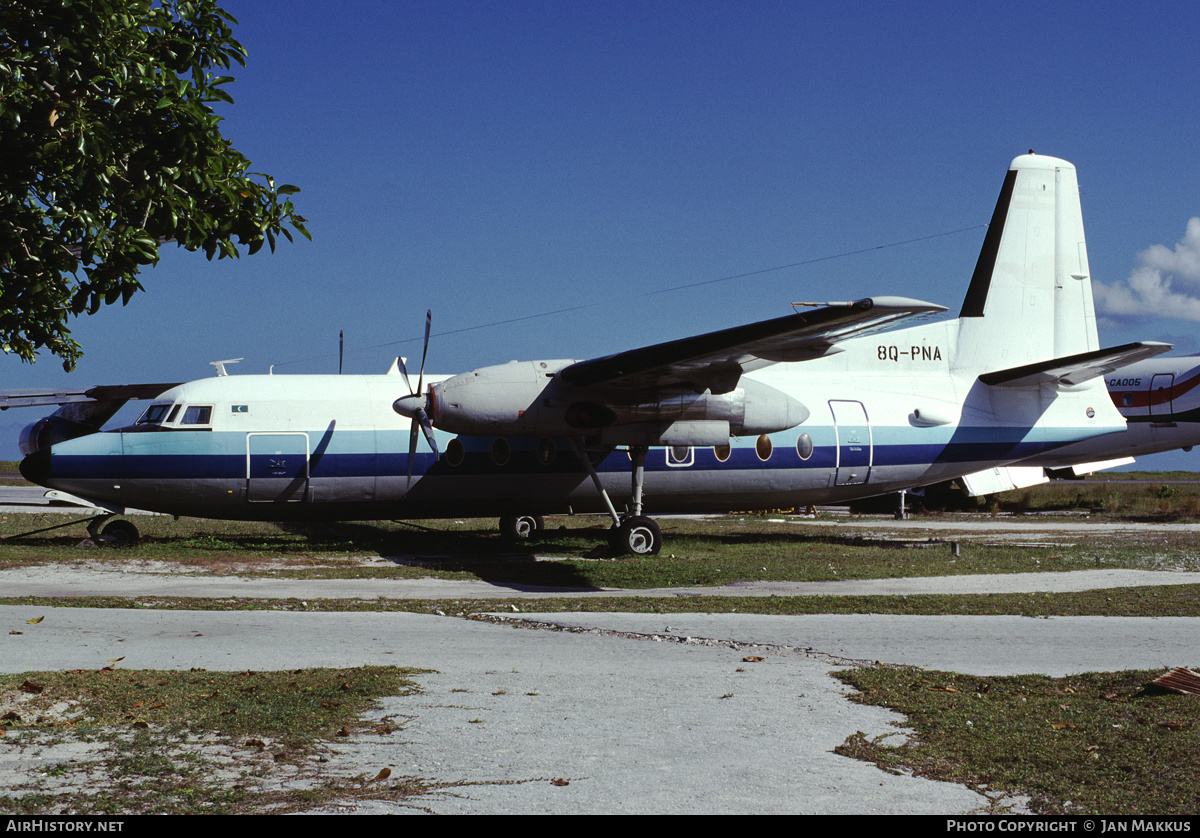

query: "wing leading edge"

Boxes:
[558, 296, 947, 394]
[0, 384, 182, 409]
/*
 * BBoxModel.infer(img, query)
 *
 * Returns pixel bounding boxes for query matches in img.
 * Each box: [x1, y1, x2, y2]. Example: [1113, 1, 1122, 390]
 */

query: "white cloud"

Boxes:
[1094, 217, 1200, 322]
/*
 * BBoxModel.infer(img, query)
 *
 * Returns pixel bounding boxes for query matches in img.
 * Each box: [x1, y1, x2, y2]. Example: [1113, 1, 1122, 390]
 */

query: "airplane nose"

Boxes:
[19, 447, 51, 486]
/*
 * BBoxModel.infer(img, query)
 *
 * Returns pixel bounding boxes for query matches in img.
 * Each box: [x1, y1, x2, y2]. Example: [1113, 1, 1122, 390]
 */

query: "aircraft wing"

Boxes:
[558, 296, 946, 394]
[978, 342, 1172, 388]
[0, 384, 181, 409]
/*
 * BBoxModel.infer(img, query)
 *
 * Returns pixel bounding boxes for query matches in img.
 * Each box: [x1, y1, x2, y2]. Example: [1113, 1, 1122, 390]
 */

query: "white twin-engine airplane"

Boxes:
[6, 154, 1172, 553]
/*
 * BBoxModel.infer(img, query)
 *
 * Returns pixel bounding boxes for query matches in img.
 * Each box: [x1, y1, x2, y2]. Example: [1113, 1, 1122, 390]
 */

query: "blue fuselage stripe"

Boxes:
[41, 426, 1096, 480]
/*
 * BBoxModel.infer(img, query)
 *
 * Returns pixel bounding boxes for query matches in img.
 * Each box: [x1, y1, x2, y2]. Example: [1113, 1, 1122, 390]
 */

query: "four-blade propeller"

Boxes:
[392, 310, 439, 485]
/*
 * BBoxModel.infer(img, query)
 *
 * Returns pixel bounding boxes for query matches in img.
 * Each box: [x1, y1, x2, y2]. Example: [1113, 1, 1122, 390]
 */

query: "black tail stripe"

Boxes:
[960, 168, 1018, 317]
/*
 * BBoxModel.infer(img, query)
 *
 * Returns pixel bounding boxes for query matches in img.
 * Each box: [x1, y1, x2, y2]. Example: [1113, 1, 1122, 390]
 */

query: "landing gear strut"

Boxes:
[572, 440, 663, 556]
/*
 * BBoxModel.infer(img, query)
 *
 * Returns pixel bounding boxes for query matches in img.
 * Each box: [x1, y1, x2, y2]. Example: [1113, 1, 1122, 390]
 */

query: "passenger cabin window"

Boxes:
[136, 403, 172, 425]
[756, 434, 773, 461]
[667, 446, 693, 467]
[181, 405, 213, 425]
[796, 433, 814, 461]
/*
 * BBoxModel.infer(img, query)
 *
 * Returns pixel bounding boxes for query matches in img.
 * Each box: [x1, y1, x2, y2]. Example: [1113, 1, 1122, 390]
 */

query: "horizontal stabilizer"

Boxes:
[1048, 457, 1136, 478]
[561, 296, 946, 394]
[977, 342, 1172, 388]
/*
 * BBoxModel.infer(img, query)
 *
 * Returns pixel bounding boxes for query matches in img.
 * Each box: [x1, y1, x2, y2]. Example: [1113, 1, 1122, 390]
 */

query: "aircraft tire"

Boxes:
[611, 516, 662, 556]
[100, 519, 140, 547]
[500, 514, 545, 540]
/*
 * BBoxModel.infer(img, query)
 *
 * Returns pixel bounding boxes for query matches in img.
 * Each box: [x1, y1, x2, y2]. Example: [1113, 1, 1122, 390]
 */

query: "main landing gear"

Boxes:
[571, 440, 664, 557]
[500, 514, 545, 540]
[498, 442, 666, 556]
[608, 515, 662, 556]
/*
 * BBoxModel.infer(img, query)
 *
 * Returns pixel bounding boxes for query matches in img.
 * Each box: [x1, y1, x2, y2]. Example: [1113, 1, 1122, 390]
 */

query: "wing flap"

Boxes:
[559, 296, 946, 393]
[958, 465, 1050, 497]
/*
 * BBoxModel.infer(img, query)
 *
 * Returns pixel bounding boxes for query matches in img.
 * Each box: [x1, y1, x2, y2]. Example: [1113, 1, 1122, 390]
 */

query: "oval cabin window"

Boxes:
[491, 437, 511, 466]
[756, 434, 772, 461]
[796, 433, 813, 461]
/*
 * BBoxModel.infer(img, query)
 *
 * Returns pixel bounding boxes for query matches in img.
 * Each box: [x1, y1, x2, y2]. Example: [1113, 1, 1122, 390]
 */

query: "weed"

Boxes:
[0, 666, 438, 814]
[835, 667, 1200, 815]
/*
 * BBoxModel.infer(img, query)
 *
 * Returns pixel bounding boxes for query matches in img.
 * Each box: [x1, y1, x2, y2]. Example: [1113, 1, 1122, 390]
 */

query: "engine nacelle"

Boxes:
[19, 416, 99, 457]
[17, 397, 128, 457]
[429, 359, 572, 434]
[427, 359, 809, 443]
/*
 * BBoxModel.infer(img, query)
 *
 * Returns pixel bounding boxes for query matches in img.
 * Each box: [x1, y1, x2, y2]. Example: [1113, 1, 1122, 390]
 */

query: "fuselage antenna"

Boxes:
[210, 358, 243, 377]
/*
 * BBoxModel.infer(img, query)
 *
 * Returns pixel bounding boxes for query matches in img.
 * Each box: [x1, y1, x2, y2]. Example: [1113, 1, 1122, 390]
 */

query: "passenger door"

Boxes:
[1149, 374, 1175, 419]
[246, 433, 310, 502]
[829, 400, 872, 486]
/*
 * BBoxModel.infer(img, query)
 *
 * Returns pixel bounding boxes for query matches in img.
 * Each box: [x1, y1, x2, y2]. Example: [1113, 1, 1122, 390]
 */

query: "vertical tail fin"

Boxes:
[953, 153, 1100, 373]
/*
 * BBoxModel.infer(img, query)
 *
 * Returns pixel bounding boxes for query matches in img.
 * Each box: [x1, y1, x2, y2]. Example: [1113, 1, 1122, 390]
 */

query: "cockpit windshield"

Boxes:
[136, 403, 174, 425]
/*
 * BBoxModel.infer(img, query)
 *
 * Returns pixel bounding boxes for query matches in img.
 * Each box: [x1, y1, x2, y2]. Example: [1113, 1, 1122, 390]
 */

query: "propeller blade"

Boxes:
[395, 356, 414, 396]
[407, 417, 420, 486]
[417, 309, 431, 395]
[403, 403, 440, 486]
[417, 408, 439, 460]
[403, 311, 435, 487]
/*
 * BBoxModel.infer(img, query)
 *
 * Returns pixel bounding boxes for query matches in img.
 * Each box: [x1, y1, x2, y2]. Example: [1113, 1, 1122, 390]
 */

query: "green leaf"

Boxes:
[0, 0, 307, 367]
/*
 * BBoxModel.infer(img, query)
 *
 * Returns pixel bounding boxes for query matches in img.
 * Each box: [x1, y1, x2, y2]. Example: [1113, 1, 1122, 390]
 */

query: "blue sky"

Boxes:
[5, 0, 1200, 468]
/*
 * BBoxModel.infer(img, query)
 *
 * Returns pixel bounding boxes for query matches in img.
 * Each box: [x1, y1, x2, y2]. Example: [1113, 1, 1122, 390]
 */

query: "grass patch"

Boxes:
[835, 666, 1200, 815]
[914, 473, 1200, 519]
[5, 584, 1200, 618]
[0, 665, 441, 814]
[4, 508, 1200, 590]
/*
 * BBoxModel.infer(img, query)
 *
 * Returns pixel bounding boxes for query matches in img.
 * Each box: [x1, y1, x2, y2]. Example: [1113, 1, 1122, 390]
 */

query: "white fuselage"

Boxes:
[20, 317, 1125, 521]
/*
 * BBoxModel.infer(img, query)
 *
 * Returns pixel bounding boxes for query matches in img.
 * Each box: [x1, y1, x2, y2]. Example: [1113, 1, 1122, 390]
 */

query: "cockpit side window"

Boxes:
[166, 404, 181, 423]
[136, 403, 173, 424]
[181, 405, 213, 425]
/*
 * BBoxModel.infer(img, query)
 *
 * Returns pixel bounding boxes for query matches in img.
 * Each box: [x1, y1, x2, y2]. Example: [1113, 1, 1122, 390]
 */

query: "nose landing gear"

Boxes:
[86, 516, 140, 547]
